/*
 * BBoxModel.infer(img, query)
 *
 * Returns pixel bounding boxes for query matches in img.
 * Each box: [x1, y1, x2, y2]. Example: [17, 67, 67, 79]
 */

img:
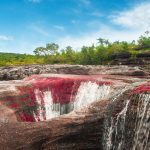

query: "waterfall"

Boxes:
[103, 93, 150, 150]
[74, 82, 111, 110]
[33, 82, 111, 121]
[34, 89, 60, 121]
[104, 100, 130, 150]
[132, 94, 150, 150]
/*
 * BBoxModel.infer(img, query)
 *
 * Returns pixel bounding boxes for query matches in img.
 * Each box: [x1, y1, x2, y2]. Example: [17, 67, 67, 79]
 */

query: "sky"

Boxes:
[0, 0, 150, 54]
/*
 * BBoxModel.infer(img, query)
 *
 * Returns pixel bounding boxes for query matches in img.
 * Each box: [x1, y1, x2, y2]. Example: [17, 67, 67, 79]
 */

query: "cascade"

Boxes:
[132, 94, 150, 150]
[74, 82, 111, 110]
[104, 100, 130, 150]
[0, 73, 150, 149]
[34, 89, 60, 121]
[0, 75, 112, 122]
[33, 81, 111, 121]
[103, 91, 150, 150]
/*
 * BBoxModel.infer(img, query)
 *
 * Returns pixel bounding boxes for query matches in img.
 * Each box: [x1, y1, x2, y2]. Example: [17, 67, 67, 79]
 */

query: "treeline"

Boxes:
[0, 53, 44, 66]
[0, 32, 150, 66]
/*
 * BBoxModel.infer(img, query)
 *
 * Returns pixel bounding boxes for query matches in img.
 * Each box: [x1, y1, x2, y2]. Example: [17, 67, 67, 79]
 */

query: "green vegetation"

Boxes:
[0, 32, 150, 66]
[0, 53, 44, 66]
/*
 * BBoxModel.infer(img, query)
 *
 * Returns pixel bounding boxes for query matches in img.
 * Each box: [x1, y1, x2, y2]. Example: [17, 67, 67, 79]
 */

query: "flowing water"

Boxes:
[33, 81, 111, 121]
[132, 94, 150, 150]
[104, 100, 130, 150]
[73, 82, 111, 110]
[33, 80, 150, 149]
[103, 93, 150, 150]
[34, 89, 60, 121]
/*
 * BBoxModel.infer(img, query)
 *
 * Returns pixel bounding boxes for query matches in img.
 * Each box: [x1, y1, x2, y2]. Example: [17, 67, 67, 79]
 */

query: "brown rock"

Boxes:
[0, 103, 17, 123]
[0, 100, 110, 150]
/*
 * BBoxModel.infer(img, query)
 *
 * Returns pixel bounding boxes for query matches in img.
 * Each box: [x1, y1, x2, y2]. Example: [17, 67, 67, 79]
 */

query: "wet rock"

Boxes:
[0, 82, 149, 150]
[0, 99, 110, 150]
[0, 74, 113, 122]
[0, 67, 149, 150]
[0, 72, 148, 123]
[0, 104, 17, 123]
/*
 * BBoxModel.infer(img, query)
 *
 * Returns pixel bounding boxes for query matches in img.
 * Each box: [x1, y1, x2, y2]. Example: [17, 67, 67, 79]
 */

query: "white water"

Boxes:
[33, 82, 111, 121]
[34, 89, 60, 121]
[115, 100, 130, 150]
[74, 82, 111, 110]
[104, 93, 150, 150]
[32, 80, 150, 149]
[132, 94, 150, 150]
[104, 100, 130, 150]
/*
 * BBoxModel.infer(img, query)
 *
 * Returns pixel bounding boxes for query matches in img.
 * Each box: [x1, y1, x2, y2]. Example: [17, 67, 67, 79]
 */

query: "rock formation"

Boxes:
[0, 65, 149, 80]
[110, 51, 150, 65]
[0, 65, 149, 150]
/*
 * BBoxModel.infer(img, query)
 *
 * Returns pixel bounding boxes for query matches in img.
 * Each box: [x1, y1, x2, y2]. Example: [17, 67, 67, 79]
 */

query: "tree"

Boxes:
[46, 43, 59, 55]
[80, 46, 95, 65]
[137, 31, 150, 49]
[97, 38, 109, 46]
[61, 46, 77, 64]
[34, 43, 59, 56]
[97, 38, 105, 45]
[33, 47, 46, 56]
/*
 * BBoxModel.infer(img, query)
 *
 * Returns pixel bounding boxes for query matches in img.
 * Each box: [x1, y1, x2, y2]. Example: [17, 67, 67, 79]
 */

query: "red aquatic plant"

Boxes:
[132, 81, 150, 94]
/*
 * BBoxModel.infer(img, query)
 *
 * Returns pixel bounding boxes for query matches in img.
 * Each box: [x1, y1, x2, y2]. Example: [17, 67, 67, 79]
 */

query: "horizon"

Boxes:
[0, 0, 150, 54]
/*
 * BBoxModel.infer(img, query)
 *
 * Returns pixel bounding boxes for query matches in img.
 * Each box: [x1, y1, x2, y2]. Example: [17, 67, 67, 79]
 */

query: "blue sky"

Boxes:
[0, 0, 150, 54]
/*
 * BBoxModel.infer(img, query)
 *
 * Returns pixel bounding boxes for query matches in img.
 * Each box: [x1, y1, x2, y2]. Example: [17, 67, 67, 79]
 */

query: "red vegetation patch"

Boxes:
[132, 82, 150, 94]
[2, 75, 112, 122]
[23, 76, 112, 103]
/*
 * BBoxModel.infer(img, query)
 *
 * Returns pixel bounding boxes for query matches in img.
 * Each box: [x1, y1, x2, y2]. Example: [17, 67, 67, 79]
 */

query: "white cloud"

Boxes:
[53, 25, 65, 31]
[0, 35, 13, 41]
[57, 25, 142, 50]
[28, 0, 41, 3]
[112, 2, 150, 30]
[2, 2, 149, 53]
[57, 2, 150, 50]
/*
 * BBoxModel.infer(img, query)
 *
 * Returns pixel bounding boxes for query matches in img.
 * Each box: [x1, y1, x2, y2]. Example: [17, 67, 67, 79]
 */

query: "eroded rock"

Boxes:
[0, 66, 149, 150]
[0, 82, 149, 150]
[0, 65, 149, 80]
